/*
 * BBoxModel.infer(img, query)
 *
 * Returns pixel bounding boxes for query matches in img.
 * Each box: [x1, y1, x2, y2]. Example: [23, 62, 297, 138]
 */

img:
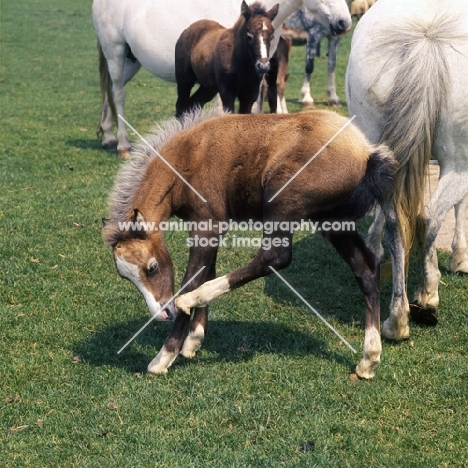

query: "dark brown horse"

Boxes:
[175, 1, 279, 117]
[103, 108, 395, 379]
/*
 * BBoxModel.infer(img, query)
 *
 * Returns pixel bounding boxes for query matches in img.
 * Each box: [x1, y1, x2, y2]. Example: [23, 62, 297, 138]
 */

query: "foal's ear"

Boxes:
[102, 218, 110, 228]
[241, 0, 251, 20]
[132, 208, 146, 224]
[130, 209, 148, 240]
[268, 3, 280, 21]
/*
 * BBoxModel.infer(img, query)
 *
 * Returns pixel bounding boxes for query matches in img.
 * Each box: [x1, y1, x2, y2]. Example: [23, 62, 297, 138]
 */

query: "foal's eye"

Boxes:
[247, 33, 254, 44]
[147, 259, 158, 275]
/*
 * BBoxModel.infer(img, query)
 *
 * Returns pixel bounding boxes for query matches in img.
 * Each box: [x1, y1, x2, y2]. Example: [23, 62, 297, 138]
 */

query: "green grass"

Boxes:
[1, 1, 467, 466]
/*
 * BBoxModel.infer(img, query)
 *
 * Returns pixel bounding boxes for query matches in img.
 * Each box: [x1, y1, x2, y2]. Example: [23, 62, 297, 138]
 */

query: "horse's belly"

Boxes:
[123, 0, 242, 82]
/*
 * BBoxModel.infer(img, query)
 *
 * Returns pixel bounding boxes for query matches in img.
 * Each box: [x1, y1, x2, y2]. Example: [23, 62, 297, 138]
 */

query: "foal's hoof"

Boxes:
[409, 302, 438, 326]
[118, 148, 132, 160]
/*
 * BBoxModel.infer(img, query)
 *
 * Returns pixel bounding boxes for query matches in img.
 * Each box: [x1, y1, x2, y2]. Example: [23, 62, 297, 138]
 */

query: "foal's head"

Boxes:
[103, 210, 176, 321]
[240, 1, 279, 74]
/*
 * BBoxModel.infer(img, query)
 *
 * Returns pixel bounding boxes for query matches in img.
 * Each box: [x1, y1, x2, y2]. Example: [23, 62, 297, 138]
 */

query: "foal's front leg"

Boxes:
[180, 259, 217, 359]
[147, 238, 218, 374]
[176, 231, 293, 313]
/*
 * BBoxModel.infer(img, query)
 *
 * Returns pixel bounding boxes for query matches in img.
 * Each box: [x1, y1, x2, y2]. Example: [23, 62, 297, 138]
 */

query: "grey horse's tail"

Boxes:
[376, 14, 456, 266]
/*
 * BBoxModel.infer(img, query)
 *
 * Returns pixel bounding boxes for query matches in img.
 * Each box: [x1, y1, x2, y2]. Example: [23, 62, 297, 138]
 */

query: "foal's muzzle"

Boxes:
[151, 299, 177, 322]
[255, 59, 271, 74]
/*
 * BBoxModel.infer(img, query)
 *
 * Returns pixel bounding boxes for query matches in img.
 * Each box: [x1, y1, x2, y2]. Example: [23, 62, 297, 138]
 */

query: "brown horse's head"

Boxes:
[103, 209, 176, 321]
[240, 1, 279, 74]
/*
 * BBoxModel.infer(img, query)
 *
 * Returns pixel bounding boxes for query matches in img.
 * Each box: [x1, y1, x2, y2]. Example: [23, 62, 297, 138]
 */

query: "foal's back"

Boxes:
[161, 111, 373, 211]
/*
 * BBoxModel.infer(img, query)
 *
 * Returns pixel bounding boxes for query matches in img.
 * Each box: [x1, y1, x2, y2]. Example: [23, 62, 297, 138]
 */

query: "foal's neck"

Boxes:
[131, 162, 175, 224]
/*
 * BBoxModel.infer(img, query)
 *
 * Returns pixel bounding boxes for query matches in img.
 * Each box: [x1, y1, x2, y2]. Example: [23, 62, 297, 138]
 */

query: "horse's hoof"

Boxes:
[301, 101, 314, 108]
[118, 148, 132, 160]
[381, 318, 410, 341]
[449, 257, 468, 275]
[147, 365, 168, 375]
[328, 101, 341, 108]
[355, 357, 379, 379]
[102, 140, 118, 151]
[409, 302, 438, 326]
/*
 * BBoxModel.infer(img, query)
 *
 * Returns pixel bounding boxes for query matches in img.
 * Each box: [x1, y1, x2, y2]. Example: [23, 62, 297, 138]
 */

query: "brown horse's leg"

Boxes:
[175, 72, 198, 117]
[324, 231, 382, 379]
[148, 234, 219, 374]
[176, 86, 219, 118]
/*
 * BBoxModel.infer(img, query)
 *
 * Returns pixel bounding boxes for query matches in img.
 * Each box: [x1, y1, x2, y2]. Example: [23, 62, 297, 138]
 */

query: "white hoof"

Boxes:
[355, 357, 379, 379]
[147, 348, 178, 375]
[180, 325, 204, 359]
[450, 255, 468, 274]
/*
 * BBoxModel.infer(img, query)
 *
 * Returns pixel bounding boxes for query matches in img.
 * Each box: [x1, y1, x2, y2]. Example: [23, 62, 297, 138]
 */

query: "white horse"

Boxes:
[346, 0, 468, 344]
[92, 0, 351, 158]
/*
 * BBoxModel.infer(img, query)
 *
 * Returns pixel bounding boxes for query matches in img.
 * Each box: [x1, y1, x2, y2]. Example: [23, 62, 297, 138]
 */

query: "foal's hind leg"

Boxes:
[325, 232, 381, 379]
[450, 193, 468, 274]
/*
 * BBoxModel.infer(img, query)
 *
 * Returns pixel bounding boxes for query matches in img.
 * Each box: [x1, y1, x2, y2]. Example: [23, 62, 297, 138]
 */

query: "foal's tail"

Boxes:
[97, 40, 117, 129]
[338, 145, 396, 221]
[376, 15, 453, 266]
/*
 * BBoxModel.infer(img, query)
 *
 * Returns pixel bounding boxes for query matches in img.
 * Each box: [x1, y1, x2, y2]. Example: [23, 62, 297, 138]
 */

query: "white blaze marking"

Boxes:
[259, 36, 268, 59]
[116, 256, 162, 317]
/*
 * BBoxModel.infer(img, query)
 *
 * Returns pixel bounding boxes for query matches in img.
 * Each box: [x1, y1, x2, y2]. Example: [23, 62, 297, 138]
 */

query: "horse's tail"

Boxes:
[97, 40, 117, 132]
[377, 15, 452, 269]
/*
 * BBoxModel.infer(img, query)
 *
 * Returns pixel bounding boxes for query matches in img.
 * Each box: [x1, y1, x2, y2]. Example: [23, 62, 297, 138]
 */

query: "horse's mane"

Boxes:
[247, 2, 269, 16]
[107, 107, 228, 225]
[233, 2, 269, 29]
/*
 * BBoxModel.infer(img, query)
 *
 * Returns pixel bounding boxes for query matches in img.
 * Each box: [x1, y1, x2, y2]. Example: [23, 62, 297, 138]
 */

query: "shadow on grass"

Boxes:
[74, 317, 355, 374]
[67, 139, 106, 152]
[264, 231, 368, 325]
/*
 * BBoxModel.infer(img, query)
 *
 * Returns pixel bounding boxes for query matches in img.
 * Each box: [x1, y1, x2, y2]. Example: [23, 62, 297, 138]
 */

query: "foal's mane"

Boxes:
[107, 107, 227, 225]
[233, 2, 270, 29]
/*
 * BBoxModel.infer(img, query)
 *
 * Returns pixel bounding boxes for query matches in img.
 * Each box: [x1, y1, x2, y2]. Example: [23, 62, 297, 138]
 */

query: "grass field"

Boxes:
[1, 1, 467, 466]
